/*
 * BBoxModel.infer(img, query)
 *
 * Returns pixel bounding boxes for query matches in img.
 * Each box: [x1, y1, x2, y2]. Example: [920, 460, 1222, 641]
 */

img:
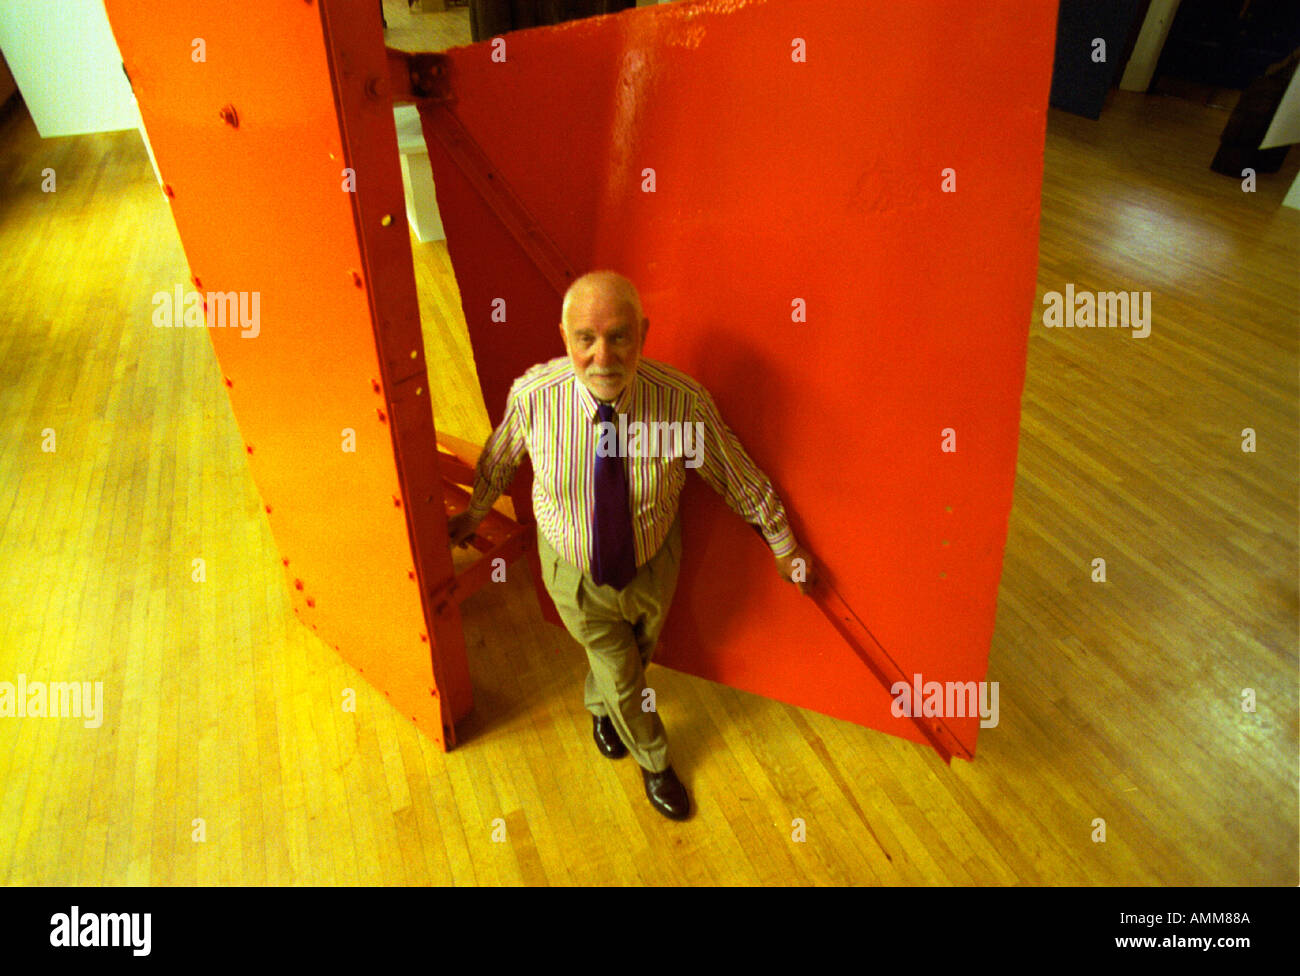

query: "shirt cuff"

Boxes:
[766, 523, 798, 559]
[466, 479, 497, 522]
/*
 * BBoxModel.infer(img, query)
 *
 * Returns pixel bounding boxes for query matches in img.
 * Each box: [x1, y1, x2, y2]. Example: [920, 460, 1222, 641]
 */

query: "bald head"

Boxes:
[559, 271, 649, 403]
[562, 271, 644, 328]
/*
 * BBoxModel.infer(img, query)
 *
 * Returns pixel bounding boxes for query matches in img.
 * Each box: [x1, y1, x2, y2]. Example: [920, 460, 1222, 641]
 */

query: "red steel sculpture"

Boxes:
[106, 0, 1057, 761]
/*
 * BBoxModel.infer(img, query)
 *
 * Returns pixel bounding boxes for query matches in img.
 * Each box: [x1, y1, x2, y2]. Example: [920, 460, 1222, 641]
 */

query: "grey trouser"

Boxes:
[536, 517, 682, 772]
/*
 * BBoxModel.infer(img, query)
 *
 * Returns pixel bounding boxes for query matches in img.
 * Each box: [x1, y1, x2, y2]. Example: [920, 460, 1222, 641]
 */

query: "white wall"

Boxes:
[1119, 0, 1182, 93]
[1260, 68, 1300, 150]
[0, 0, 139, 137]
[1282, 172, 1300, 210]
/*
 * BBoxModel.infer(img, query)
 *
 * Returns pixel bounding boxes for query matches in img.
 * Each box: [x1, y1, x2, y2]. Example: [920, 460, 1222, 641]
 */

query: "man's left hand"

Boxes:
[776, 545, 817, 595]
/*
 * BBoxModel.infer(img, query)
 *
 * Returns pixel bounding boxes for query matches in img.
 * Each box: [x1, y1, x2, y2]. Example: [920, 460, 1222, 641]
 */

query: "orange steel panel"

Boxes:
[418, 0, 1058, 758]
[104, 0, 471, 748]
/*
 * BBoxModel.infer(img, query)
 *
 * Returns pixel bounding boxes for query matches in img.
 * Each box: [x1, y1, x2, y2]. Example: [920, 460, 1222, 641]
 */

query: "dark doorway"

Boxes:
[1151, 0, 1300, 94]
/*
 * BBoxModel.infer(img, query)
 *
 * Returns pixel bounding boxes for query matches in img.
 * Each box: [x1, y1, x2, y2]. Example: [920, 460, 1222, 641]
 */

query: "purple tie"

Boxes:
[591, 403, 637, 589]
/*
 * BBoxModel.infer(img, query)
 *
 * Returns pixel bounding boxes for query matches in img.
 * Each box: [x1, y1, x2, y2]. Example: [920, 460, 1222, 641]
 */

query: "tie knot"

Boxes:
[597, 403, 615, 423]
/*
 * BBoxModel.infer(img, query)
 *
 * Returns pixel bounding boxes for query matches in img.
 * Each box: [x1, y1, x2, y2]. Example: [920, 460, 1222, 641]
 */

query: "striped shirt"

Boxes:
[467, 356, 796, 572]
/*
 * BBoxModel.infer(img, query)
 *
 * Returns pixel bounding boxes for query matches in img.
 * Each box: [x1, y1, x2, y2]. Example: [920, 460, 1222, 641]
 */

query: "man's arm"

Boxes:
[447, 387, 528, 547]
[692, 388, 817, 593]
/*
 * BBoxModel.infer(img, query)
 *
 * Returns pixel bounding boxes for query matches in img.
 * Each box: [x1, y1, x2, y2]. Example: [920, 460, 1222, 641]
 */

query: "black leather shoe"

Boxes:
[642, 765, 690, 821]
[592, 715, 627, 759]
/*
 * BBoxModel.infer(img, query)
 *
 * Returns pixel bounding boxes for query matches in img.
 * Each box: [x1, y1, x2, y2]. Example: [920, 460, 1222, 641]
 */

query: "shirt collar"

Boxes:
[572, 364, 639, 421]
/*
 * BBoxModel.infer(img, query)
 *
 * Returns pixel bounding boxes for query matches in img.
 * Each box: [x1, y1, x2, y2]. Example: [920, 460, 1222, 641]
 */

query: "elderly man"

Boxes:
[447, 271, 814, 821]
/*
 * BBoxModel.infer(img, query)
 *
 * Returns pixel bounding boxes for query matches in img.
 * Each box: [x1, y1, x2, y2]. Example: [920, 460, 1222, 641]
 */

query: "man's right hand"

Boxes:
[446, 510, 483, 548]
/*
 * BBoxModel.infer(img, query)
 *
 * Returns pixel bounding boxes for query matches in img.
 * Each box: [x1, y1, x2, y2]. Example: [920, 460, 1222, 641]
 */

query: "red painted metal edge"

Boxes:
[319, 2, 473, 746]
[814, 582, 972, 764]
